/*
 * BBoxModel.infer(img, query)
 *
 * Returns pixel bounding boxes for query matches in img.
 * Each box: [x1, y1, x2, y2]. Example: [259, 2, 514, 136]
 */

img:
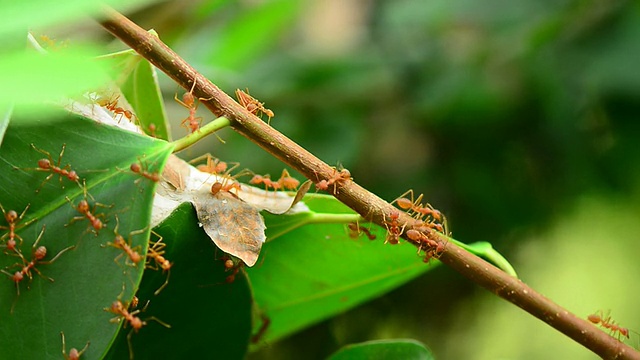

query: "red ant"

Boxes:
[315, 168, 351, 195]
[105, 216, 143, 267]
[61, 331, 90, 360]
[0, 203, 34, 255]
[96, 95, 135, 123]
[383, 211, 404, 245]
[277, 169, 300, 191]
[106, 295, 170, 359]
[66, 187, 110, 235]
[235, 88, 274, 124]
[24, 143, 80, 192]
[406, 228, 445, 261]
[347, 222, 376, 240]
[210, 181, 242, 198]
[147, 123, 158, 138]
[175, 78, 212, 133]
[250, 174, 282, 192]
[146, 233, 173, 295]
[222, 256, 244, 283]
[130, 159, 160, 183]
[588, 311, 630, 341]
[1, 225, 75, 311]
[392, 189, 444, 223]
[190, 153, 232, 175]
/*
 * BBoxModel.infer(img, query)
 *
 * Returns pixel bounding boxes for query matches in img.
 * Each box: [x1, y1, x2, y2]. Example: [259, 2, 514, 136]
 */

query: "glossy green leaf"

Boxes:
[248, 193, 509, 346]
[121, 56, 170, 141]
[328, 339, 434, 360]
[105, 203, 253, 359]
[0, 111, 173, 359]
[247, 194, 433, 344]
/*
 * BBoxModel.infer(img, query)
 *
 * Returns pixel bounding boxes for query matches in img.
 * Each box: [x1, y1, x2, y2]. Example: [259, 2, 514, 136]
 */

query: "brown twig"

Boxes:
[98, 7, 640, 360]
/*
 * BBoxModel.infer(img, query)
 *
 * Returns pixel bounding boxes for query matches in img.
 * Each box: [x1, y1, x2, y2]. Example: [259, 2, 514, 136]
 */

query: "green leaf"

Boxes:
[97, 33, 170, 141]
[247, 195, 435, 344]
[207, 0, 301, 70]
[328, 339, 434, 360]
[0, 50, 110, 112]
[0, 110, 173, 359]
[105, 203, 253, 359]
[0, 0, 153, 39]
[120, 56, 171, 141]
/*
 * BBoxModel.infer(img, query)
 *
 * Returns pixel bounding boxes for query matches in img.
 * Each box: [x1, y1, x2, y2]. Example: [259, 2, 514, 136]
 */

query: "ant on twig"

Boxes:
[235, 88, 274, 124]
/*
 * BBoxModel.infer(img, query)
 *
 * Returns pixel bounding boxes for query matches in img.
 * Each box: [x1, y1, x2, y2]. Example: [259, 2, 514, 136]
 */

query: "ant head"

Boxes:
[5, 210, 18, 222]
[68, 348, 80, 360]
[77, 200, 90, 213]
[38, 159, 51, 170]
[68, 170, 79, 182]
[130, 163, 141, 173]
[224, 259, 235, 270]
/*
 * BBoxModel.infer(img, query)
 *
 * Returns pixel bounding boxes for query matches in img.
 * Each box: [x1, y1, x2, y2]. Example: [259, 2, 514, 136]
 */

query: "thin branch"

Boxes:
[98, 7, 640, 360]
[171, 116, 230, 152]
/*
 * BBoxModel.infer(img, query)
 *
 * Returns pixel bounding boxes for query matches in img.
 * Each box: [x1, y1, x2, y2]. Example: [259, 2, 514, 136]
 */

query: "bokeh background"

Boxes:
[54, 0, 640, 358]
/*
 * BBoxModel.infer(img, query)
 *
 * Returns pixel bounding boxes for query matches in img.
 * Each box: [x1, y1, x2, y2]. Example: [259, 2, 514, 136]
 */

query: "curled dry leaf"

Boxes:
[65, 87, 310, 266]
[152, 155, 310, 266]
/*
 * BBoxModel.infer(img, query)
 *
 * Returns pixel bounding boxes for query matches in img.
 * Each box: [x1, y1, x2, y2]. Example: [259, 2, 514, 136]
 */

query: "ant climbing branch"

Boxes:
[99, 8, 639, 360]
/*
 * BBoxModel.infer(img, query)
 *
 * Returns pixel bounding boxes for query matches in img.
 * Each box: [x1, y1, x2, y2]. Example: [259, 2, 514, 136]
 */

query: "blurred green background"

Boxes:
[48, 0, 640, 358]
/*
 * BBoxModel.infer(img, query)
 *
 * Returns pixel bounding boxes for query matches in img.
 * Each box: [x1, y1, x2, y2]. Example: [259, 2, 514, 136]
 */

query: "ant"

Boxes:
[175, 78, 212, 133]
[190, 154, 233, 175]
[315, 168, 351, 195]
[210, 181, 242, 197]
[129, 158, 160, 183]
[277, 169, 300, 191]
[0, 203, 35, 255]
[61, 331, 90, 360]
[1, 225, 75, 310]
[222, 256, 244, 284]
[406, 229, 438, 254]
[66, 185, 110, 235]
[104, 216, 144, 267]
[392, 189, 444, 223]
[235, 88, 274, 124]
[347, 222, 376, 240]
[23, 143, 81, 192]
[96, 95, 135, 123]
[105, 295, 170, 360]
[147, 123, 158, 138]
[146, 233, 173, 295]
[250, 174, 281, 192]
[383, 211, 404, 245]
[588, 311, 630, 341]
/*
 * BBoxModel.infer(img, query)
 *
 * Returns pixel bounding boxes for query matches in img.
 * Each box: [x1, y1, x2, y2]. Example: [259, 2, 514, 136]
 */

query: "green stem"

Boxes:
[306, 213, 363, 224]
[171, 116, 230, 153]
